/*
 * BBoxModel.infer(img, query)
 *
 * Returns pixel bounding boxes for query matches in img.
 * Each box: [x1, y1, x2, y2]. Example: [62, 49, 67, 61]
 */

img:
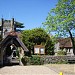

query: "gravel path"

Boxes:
[0, 64, 75, 75]
[0, 65, 58, 75]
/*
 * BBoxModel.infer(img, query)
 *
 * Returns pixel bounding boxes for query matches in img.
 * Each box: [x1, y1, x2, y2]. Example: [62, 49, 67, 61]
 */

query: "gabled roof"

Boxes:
[0, 31, 29, 52]
[58, 38, 72, 48]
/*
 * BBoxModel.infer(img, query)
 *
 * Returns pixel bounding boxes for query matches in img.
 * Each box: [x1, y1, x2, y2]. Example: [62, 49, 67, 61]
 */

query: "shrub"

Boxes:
[21, 55, 44, 65]
[30, 55, 44, 65]
[21, 56, 29, 65]
[57, 50, 66, 55]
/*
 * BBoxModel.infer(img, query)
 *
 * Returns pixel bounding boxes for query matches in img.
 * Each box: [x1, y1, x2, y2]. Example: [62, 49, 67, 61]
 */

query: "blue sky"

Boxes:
[0, 0, 58, 30]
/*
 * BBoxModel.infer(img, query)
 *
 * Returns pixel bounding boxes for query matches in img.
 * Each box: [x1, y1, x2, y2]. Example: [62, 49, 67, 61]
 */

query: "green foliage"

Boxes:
[21, 28, 54, 55]
[45, 39, 55, 55]
[43, 0, 75, 37]
[30, 55, 44, 65]
[57, 50, 67, 55]
[21, 56, 29, 65]
[43, 0, 75, 55]
[15, 21, 24, 28]
[21, 55, 44, 65]
[15, 21, 24, 31]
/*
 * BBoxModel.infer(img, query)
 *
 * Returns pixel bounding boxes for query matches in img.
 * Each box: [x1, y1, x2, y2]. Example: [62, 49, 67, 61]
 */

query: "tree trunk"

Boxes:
[69, 30, 75, 55]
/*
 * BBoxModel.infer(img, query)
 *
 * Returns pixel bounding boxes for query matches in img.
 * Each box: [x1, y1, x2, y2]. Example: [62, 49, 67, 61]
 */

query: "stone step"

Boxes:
[11, 58, 19, 63]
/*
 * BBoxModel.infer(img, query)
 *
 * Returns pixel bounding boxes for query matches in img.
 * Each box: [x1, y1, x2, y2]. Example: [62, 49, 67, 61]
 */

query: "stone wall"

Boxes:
[41, 55, 75, 64]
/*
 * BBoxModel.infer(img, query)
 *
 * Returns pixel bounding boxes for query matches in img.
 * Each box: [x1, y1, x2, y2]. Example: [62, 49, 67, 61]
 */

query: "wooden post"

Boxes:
[19, 47, 23, 66]
[0, 49, 3, 66]
[0, 18, 3, 66]
[1, 18, 4, 39]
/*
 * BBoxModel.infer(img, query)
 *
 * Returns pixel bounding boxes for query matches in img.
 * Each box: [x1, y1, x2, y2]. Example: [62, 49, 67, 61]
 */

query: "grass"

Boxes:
[45, 64, 75, 74]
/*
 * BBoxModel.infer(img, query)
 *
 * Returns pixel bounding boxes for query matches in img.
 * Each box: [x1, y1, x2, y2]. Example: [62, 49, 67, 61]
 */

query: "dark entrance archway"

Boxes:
[3, 44, 19, 65]
[6, 44, 12, 56]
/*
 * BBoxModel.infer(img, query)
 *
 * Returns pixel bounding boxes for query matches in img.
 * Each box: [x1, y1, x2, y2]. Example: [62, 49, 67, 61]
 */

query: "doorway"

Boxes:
[3, 44, 19, 65]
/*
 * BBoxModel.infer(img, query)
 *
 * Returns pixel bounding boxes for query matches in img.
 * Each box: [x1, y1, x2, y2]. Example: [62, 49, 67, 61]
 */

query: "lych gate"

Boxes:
[0, 18, 29, 66]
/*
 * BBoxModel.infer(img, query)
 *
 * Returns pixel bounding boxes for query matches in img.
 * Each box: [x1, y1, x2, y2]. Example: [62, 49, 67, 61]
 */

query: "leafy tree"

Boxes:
[21, 28, 54, 55]
[43, 0, 75, 55]
[15, 21, 24, 31]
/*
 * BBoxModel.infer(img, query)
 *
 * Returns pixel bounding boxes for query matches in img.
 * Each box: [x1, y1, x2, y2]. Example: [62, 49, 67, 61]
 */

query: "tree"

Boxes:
[15, 21, 24, 31]
[43, 0, 75, 55]
[21, 28, 54, 55]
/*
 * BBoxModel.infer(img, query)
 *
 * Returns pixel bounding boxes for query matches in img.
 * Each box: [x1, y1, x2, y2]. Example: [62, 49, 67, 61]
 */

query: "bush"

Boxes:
[45, 39, 54, 55]
[30, 55, 44, 65]
[21, 56, 29, 65]
[21, 55, 44, 65]
[57, 50, 66, 55]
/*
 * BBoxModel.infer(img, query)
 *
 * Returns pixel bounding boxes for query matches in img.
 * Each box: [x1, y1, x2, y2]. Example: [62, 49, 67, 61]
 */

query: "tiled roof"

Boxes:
[0, 31, 29, 52]
[58, 38, 72, 48]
